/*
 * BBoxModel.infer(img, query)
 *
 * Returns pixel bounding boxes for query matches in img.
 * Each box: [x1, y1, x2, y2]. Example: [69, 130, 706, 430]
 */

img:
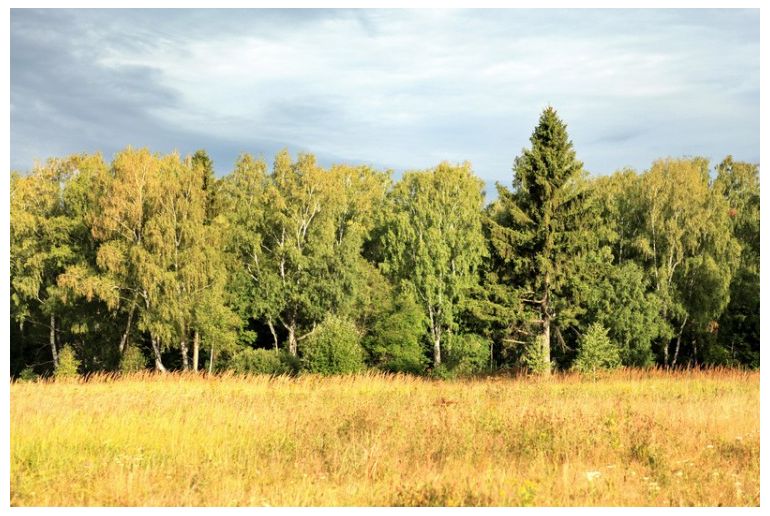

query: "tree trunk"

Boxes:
[692, 338, 698, 368]
[118, 297, 137, 355]
[151, 336, 167, 372]
[541, 311, 551, 376]
[428, 306, 441, 368]
[672, 336, 681, 368]
[208, 343, 215, 374]
[268, 320, 279, 351]
[180, 334, 189, 371]
[433, 334, 442, 368]
[671, 315, 687, 368]
[50, 314, 58, 369]
[287, 324, 298, 356]
[192, 330, 200, 372]
[540, 269, 552, 376]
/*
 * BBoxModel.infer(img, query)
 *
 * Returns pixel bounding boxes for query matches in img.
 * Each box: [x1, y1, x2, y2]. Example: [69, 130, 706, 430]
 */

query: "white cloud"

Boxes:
[11, 8, 759, 185]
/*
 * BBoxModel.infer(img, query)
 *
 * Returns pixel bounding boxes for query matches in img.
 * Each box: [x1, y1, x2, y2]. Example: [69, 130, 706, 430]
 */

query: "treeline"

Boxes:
[10, 108, 759, 378]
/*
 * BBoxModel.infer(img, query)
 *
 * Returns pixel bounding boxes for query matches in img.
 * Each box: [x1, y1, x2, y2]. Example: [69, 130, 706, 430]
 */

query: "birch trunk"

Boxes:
[118, 298, 137, 355]
[180, 334, 189, 371]
[151, 336, 167, 372]
[287, 324, 298, 356]
[268, 321, 279, 351]
[50, 314, 58, 369]
[433, 334, 442, 368]
[192, 330, 200, 372]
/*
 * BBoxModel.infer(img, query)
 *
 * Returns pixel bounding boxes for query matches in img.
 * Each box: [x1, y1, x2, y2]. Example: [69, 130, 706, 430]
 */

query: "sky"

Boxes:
[10, 8, 759, 195]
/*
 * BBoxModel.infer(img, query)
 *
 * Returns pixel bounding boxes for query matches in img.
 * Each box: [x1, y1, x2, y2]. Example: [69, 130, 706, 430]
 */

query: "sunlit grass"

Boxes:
[10, 368, 759, 506]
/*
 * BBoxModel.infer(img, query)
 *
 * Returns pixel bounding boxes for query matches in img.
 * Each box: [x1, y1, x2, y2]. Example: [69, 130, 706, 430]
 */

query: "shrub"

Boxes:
[18, 367, 37, 382]
[522, 335, 551, 375]
[572, 322, 621, 375]
[119, 346, 147, 373]
[429, 363, 456, 380]
[228, 348, 297, 375]
[444, 333, 491, 376]
[700, 339, 741, 367]
[302, 315, 364, 375]
[54, 346, 81, 379]
[364, 293, 428, 374]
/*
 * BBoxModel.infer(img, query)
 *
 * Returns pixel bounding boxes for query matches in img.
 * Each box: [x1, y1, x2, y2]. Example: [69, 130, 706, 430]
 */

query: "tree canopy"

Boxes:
[9, 107, 759, 378]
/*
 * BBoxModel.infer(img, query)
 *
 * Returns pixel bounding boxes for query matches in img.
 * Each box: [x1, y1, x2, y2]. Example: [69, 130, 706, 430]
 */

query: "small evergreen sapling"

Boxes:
[572, 323, 621, 375]
[54, 346, 81, 379]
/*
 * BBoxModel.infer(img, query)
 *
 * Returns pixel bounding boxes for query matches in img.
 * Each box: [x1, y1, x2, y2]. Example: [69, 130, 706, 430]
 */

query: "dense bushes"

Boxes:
[301, 316, 365, 375]
[119, 346, 147, 373]
[443, 333, 491, 375]
[228, 348, 298, 375]
[364, 293, 428, 374]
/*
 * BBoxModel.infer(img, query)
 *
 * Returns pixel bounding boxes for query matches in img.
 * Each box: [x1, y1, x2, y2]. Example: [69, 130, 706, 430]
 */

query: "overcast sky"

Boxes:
[10, 8, 759, 194]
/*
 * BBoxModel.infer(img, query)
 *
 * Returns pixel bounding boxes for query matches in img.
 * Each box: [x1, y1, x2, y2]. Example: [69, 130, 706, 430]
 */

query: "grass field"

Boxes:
[10, 368, 759, 506]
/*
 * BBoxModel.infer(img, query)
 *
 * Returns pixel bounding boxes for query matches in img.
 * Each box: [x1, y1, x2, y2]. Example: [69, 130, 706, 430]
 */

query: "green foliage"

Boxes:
[8, 113, 760, 376]
[380, 162, 487, 368]
[630, 158, 740, 365]
[228, 348, 297, 375]
[18, 367, 38, 382]
[444, 333, 491, 376]
[119, 346, 147, 373]
[54, 346, 81, 379]
[522, 335, 551, 375]
[364, 292, 428, 374]
[572, 323, 621, 374]
[301, 315, 365, 375]
[584, 261, 663, 367]
[489, 107, 591, 374]
[429, 364, 457, 380]
[699, 338, 742, 367]
[713, 156, 759, 367]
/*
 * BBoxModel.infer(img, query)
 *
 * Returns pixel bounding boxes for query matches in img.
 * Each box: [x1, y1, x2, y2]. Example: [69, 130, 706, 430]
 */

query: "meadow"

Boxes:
[10, 368, 759, 506]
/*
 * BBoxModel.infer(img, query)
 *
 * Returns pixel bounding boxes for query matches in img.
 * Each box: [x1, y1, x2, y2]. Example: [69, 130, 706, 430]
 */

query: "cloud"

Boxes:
[11, 8, 759, 187]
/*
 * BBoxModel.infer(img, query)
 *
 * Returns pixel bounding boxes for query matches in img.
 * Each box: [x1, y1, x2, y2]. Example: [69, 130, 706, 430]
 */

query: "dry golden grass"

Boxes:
[10, 368, 759, 506]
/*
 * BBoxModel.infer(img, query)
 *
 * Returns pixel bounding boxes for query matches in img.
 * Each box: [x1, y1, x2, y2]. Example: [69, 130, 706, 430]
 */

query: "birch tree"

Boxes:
[380, 162, 487, 367]
[633, 158, 740, 365]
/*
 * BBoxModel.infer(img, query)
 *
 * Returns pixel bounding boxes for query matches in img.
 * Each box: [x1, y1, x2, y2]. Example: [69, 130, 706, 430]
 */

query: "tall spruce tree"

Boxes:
[489, 107, 589, 374]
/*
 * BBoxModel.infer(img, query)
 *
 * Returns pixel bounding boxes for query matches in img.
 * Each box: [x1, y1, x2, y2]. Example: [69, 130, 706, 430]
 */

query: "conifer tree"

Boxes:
[489, 107, 589, 374]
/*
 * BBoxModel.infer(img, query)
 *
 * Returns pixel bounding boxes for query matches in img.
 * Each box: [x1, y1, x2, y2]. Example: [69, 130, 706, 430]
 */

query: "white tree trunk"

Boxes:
[180, 334, 189, 371]
[118, 298, 137, 355]
[151, 336, 167, 372]
[287, 324, 298, 356]
[433, 334, 442, 368]
[50, 314, 58, 369]
[268, 321, 279, 351]
[192, 330, 200, 372]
